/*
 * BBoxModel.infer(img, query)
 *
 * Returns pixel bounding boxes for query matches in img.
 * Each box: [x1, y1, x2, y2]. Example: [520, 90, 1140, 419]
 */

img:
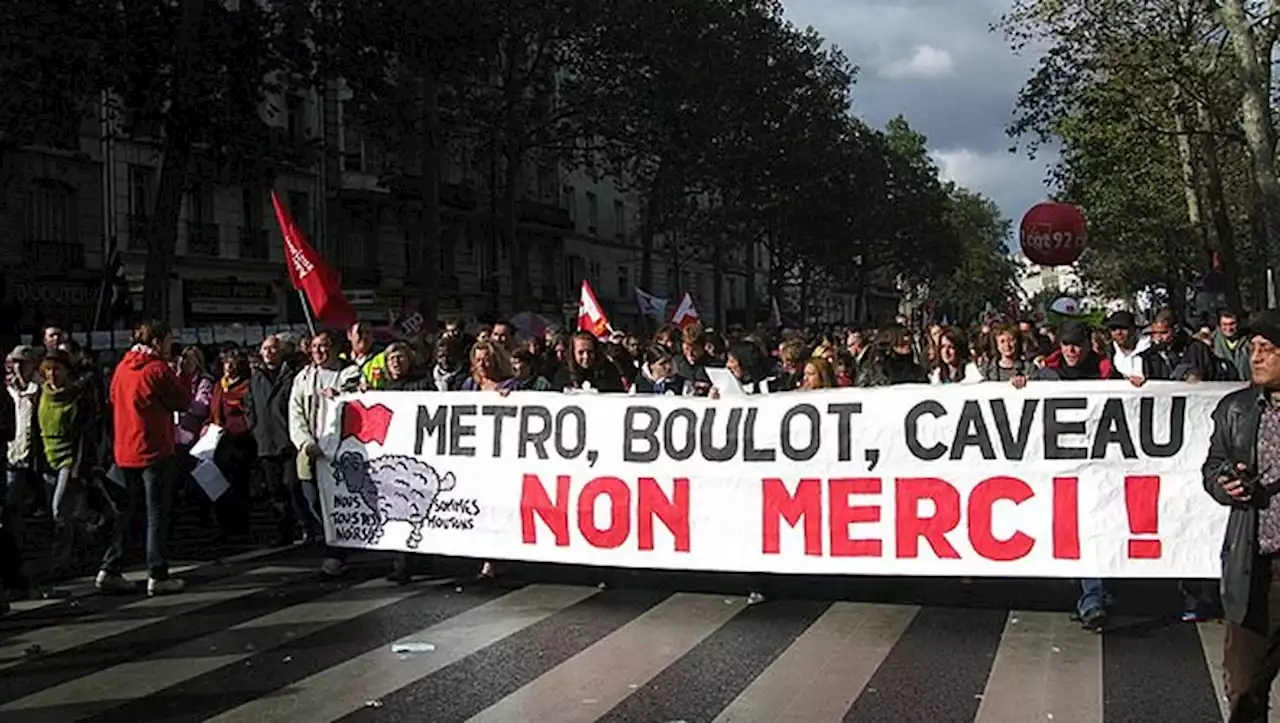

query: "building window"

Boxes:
[25, 180, 73, 244]
[537, 164, 558, 203]
[190, 184, 211, 223]
[617, 265, 629, 299]
[241, 187, 266, 260]
[729, 277, 739, 308]
[286, 94, 306, 143]
[565, 186, 577, 225]
[586, 191, 598, 234]
[128, 166, 151, 218]
[287, 191, 311, 238]
[242, 187, 261, 230]
[186, 184, 218, 256]
[342, 121, 364, 173]
[614, 200, 626, 241]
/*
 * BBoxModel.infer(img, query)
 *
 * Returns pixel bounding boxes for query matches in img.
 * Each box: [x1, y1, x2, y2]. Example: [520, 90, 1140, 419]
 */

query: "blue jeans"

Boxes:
[43, 467, 82, 572]
[43, 467, 76, 524]
[1078, 578, 1108, 618]
[2, 468, 27, 550]
[100, 457, 177, 580]
[0, 467, 24, 592]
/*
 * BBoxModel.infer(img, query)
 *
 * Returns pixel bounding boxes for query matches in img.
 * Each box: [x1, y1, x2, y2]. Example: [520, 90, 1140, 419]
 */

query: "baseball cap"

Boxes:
[1105, 311, 1137, 330]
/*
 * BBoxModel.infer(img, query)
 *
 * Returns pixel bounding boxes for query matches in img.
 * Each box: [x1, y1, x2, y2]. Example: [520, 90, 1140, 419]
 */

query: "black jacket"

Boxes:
[1203, 386, 1268, 625]
[250, 362, 297, 457]
[380, 374, 434, 392]
[1141, 335, 1219, 381]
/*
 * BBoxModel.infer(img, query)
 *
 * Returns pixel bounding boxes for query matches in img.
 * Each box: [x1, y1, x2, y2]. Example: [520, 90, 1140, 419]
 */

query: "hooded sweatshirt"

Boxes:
[1111, 336, 1151, 378]
[111, 346, 192, 468]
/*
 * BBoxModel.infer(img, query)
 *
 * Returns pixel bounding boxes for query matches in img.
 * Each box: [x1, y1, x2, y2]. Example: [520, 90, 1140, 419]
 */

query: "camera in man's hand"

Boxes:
[1218, 460, 1266, 500]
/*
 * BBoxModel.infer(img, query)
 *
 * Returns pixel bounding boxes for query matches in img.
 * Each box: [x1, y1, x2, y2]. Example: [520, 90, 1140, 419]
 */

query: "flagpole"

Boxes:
[297, 289, 318, 336]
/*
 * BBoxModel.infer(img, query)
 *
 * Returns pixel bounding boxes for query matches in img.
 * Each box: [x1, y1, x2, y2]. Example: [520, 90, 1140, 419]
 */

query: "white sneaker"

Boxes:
[747, 591, 767, 605]
[95, 571, 136, 595]
[320, 558, 346, 578]
[147, 577, 186, 596]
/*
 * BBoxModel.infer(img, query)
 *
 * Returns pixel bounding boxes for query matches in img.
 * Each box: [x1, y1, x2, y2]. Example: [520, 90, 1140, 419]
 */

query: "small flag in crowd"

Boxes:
[671, 292, 700, 329]
[578, 280, 612, 339]
[271, 190, 356, 328]
[634, 287, 668, 322]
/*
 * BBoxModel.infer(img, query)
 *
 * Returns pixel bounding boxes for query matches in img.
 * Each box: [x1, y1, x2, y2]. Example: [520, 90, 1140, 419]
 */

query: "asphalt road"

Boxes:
[0, 543, 1241, 723]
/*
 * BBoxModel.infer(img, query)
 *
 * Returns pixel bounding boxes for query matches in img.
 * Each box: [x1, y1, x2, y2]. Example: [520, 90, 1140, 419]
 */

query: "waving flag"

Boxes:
[271, 190, 356, 328]
[635, 287, 668, 322]
[578, 280, 612, 339]
[671, 292, 701, 329]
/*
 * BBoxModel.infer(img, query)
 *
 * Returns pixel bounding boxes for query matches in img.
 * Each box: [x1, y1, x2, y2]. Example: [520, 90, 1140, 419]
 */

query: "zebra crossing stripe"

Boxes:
[203, 584, 599, 723]
[711, 603, 919, 723]
[0, 577, 426, 721]
[338, 587, 672, 723]
[0, 565, 308, 671]
[973, 611, 1103, 723]
[465, 592, 746, 723]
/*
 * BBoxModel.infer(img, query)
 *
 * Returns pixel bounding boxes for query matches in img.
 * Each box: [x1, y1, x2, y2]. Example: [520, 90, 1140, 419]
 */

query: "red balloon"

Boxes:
[1019, 202, 1087, 266]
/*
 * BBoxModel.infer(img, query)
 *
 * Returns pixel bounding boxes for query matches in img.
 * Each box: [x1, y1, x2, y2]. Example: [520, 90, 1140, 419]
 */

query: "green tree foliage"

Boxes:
[1000, 0, 1273, 314]
[0, 0, 111, 160]
[929, 185, 1022, 321]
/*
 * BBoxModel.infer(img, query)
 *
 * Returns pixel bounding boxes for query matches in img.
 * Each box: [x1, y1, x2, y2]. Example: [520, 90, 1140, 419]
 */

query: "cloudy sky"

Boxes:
[781, 0, 1056, 231]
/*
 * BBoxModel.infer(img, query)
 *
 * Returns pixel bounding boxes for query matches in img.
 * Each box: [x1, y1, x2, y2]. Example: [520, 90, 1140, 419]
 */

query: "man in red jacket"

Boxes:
[97, 319, 191, 596]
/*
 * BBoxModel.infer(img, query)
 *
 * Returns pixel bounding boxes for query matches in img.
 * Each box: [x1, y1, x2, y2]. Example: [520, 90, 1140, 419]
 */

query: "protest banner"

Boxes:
[315, 381, 1240, 578]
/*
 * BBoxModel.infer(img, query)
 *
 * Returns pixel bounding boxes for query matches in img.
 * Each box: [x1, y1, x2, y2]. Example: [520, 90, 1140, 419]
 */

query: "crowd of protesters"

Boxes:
[0, 305, 1255, 617]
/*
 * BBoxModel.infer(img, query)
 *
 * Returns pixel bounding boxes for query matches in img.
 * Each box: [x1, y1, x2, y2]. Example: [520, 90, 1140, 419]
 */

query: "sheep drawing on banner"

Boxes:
[332, 452, 457, 548]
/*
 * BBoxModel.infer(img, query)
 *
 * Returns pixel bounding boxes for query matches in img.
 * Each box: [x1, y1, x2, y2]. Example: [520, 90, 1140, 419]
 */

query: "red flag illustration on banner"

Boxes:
[270, 190, 357, 328]
[671, 292, 700, 329]
[577, 280, 612, 339]
[342, 401, 394, 445]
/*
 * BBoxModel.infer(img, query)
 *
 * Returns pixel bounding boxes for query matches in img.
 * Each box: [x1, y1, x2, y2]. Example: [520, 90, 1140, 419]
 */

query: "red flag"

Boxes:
[271, 190, 356, 327]
[671, 292, 700, 329]
[577, 280, 612, 339]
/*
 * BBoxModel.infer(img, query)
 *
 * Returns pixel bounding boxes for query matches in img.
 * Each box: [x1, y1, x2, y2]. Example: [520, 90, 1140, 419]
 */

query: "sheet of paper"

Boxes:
[190, 459, 230, 501]
[706, 367, 747, 397]
[190, 425, 223, 461]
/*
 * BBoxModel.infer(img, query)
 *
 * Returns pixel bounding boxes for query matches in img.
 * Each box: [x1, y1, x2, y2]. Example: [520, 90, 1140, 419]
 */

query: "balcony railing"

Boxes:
[186, 222, 221, 257]
[239, 228, 268, 260]
[23, 239, 84, 271]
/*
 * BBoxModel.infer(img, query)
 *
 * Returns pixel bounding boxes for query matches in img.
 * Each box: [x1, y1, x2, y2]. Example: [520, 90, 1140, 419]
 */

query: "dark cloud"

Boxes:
[784, 0, 1056, 225]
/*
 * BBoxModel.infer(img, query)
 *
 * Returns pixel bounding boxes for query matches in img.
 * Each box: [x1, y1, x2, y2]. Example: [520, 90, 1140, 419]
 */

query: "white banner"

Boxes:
[316, 381, 1241, 578]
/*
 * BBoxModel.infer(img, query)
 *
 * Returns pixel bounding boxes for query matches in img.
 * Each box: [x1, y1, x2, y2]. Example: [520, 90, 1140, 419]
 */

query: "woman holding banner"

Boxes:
[981, 324, 1033, 382]
[553, 333, 625, 393]
[631, 346, 693, 396]
[928, 328, 983, 385]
